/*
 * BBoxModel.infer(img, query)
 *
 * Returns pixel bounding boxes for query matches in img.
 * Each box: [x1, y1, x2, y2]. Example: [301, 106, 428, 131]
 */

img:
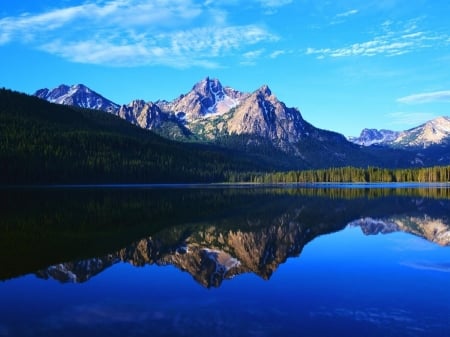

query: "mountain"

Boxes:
[117, 100, 192, 140]
[350, 117, 450, 148]
[157, 78, 351, 157]
[34, 84, 120, 113]
[349, 128, 400, 146]
[158, 77, 248, 121]
[392, 116, 450, 148]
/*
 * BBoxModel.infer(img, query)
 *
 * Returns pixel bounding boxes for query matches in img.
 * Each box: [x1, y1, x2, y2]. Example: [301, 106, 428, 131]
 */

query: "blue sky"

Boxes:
[1, 0, 449, 136]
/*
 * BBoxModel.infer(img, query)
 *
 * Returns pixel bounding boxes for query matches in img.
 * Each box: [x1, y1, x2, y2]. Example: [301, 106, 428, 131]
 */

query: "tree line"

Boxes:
[230, 166, 450, 184]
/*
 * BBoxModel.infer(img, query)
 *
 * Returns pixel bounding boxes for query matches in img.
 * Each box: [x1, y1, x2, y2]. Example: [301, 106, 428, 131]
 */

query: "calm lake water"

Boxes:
[1, 185, 450, 337]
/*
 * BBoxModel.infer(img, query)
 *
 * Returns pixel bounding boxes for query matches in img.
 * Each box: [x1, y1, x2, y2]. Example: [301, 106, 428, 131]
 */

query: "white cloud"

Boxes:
[0, 0, 277, 68]
[240, 49, 264, 66]
[38, 25, 276, 68]
[397, 90, 450, 104]
[243, 49, 264, 59]
[336, 9, 359, 18]
[306, 19, 449, 59]
[269, 50, 286, 58]
[257, 0, 293, 8]
[387, 111, 438, 126]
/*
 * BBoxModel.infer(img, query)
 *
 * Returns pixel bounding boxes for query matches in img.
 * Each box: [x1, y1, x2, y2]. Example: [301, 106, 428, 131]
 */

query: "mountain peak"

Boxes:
[393, 115, 450, 148]
[190, 77, 226, 101]
[257, 84, 272, 97]
[428, 116, 450, 126]
[350, 116, 450, 148]
[167, 77, 244, 119]
[34, 83, 119, 113]
[348, 128, 399, 146]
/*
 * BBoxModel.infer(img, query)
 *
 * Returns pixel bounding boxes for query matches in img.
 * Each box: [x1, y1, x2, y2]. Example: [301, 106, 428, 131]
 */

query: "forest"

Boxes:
[231, 165, 450, 184]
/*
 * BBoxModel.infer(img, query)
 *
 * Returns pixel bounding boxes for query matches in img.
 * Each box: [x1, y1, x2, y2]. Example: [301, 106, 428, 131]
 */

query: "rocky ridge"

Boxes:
[35, 84, 119, 113]
[349, 129, 400, 146]
[350, 117, 450, 148]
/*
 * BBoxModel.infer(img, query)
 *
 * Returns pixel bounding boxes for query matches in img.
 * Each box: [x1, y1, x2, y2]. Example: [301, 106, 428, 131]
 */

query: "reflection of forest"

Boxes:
[1, 186, 450, 282]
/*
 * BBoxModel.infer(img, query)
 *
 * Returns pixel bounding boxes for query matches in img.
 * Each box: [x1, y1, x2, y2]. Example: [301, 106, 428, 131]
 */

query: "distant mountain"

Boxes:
[34, 84, 120, 113]
[349, 129, 400, 146]
[350, 117, 450, 148]
[392, 116, 450, 148]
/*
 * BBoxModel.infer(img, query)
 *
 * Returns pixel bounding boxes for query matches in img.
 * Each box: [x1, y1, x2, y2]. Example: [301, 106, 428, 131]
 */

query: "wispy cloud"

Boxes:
[306, 19, 448, 58]
[0, 0, 277, 68]
[269, 50, 286, 59]
[397, 90, 450, 104]
[240, 49, 264, 66]
[336, 9, 359, 18]
[257, 0, 293, 8]
[387, 111, 438, 126]
[257, 0, 292, 14]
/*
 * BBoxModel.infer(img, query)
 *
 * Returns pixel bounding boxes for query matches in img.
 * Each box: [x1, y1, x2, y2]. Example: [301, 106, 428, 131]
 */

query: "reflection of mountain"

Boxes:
[35, 194, 450, 288]
[350, 215, 450, 246]
[37, 211, 344, 288]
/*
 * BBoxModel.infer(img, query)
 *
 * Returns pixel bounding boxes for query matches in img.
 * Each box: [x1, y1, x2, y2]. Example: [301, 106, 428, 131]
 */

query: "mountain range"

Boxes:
[35, 78, 343, 155]
[34, 78, 450, 169]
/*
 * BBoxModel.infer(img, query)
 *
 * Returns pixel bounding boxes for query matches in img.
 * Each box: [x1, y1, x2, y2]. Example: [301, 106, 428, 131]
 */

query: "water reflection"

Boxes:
[2, 186, 449, 287]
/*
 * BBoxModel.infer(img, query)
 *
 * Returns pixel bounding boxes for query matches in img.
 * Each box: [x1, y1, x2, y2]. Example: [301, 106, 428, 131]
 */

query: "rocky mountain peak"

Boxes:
[350, 116, 450, 148]
[393, 116, 450, 148]
[162, 77, 245, 120]
[349, 128, 400, 146]
[34, 84, 119, 113]
[192, 77, 224, 98]
[256, 84, 272, 97]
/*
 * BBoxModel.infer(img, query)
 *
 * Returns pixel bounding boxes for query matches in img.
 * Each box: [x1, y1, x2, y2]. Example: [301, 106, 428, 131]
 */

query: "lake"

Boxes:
[1, 185, 450, 337]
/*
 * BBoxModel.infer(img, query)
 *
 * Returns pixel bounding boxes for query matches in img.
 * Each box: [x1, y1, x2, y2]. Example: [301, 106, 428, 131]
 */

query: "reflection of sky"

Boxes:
[1, 228, 450, 337]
